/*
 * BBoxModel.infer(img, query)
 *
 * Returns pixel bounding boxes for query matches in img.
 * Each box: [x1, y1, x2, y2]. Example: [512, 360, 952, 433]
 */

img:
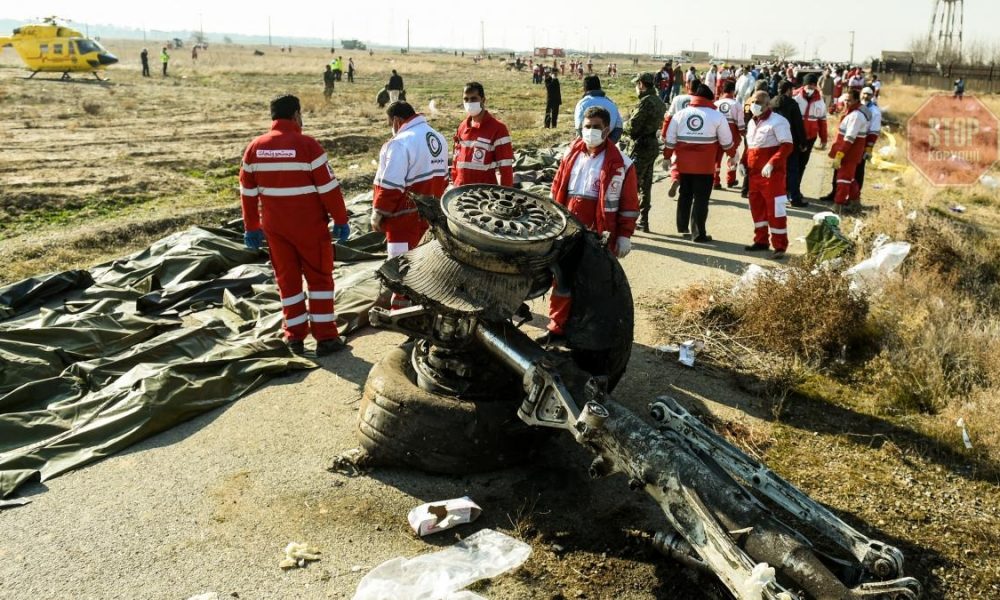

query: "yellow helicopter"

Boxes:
[0, 17, 118, 81]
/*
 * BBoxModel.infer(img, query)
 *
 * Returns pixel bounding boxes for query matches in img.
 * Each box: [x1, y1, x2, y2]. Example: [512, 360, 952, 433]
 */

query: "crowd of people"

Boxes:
[239, 56, 884, 353]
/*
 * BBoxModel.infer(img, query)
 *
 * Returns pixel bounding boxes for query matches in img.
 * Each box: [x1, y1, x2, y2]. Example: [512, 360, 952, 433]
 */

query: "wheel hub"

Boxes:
[441, 185, 567, 254]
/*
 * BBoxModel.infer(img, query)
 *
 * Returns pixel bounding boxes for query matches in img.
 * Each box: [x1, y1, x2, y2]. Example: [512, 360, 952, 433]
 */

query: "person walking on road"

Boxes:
[160, 47, 170, 77]
[742, 90, 794, 259]
[623, 72, 666, 232]
[140, 48, 150, 77]
[662, 84, 736, 243]
[770, 81, 809, 207]
[544, 71, 562, 128]
[792, 74, 828, 201]
[540, 105, 639, 345]
[827, 89, 870, 215]
[371, 101, 449, 309]
[348, 58, 356, 83]
[714, 80, 746, 189]
[387, 69, 404, 103]
[451, 82, 515, 187]
[239, 94, 351, 355]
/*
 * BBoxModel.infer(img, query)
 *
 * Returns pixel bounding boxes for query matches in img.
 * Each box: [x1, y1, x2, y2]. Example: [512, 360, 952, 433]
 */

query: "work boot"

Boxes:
[668, 180, 679, 198]
[713, 183, 723, 191]
[818, 193, 834, 203]
[790, 199, 810, 208]
[771, 249, 787, 260]
[534, 331, 567, 347]
[316, 337, 348, 356]
[692, 235, 713, 244]
[744, 243, 770, 252]
[638, 220, 650, 233]
[287, 339, 306, 355]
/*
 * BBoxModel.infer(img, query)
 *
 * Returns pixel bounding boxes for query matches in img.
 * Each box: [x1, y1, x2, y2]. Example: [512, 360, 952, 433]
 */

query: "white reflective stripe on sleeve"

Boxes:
[496, 159, 513, 167]
[387, 242, 410, 258]
[754, 221, 769, 227]
[836, 179, 853, 184]
[316, 179, 340, 194]
[493, 136, 512, 146]
[251, 161, 311, 172]
[308, 290, 335, 300]
[281, 292, 306, 306]
[241, 162, 254, 173]
[310, 313, 337, 323]
[240, 186, 259, 197]
[285, 313, 309, 326]
[458, 140, 492, 149]
[310, 153, 330, 170]
[619, 211, 639, 218]
[261, 185, 320, 196]
[770, 228, 788, 234]
[374, 177, 406, 190]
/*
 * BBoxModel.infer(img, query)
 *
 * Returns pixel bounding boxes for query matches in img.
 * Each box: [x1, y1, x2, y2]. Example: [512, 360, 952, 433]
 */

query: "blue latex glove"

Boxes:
[244, 229, 264, 250]
[332, 223, 351, 243]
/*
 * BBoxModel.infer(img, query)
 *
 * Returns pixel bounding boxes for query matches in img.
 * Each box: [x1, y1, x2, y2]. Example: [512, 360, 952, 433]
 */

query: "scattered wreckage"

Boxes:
[357, 184, 923, 599]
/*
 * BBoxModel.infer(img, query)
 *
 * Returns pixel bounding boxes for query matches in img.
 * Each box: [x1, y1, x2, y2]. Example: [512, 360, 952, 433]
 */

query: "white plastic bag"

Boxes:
[408, 497, 482, 537]
[352, 529, 531, 600]
[845, 241, 911, 292]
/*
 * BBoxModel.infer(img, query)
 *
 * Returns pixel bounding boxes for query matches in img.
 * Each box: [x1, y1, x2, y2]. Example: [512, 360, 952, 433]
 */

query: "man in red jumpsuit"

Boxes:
[451, 82, 515, 187]
[742, 90, 794, 259]
[828, 89, 869, 215]
[539, 105, 639, 345]
[714, 80, 745, 189]
[240, 94, 351, 355]
[371, 101, 449, 309]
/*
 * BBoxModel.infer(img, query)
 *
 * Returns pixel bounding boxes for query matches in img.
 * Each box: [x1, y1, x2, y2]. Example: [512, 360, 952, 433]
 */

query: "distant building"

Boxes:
[534, 47, 565, 58]
[681, 50, 710, 62]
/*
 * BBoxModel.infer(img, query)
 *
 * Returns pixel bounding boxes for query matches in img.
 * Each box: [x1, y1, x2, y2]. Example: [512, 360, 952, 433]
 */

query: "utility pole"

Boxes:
[849, 30, 855, 64]
[480, 20, 485, 54]
[199, 13, 203, 42]
[652, 25, 656, 57]
[268, 17, 272, 47]
[406, 19, 410, 52]
[331, 20, 335, 48]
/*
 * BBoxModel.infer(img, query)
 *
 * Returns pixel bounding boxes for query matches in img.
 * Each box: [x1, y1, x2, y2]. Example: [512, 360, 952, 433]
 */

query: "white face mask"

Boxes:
[581, 127, 605, 148]
[750, 103, 765, 117]
[805, 86, 816, 94]
[463, 101, 483, 116]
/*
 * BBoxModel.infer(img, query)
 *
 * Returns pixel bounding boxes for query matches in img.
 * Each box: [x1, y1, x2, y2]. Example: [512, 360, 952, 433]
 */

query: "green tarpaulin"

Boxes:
[0, 194, 385, 499]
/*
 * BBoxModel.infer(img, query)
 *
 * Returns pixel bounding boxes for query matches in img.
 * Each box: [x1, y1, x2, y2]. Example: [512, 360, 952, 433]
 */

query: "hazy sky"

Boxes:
[4, 1, 997, 62]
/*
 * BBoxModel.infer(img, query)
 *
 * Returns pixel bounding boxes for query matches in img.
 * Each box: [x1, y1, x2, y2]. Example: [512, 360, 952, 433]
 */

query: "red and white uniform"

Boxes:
[705, 69, 718, 94]
[374, 114, 449, 308]
[829, 106, 869, 204]
[848, 73, 865, 92]
[662, 97, 735, 175]
[744, 109, 793, 251]
[546, 138, 639, 335]
[374, 114, 449, 254]
[240, 119, 348, 342]
[451, 111, 514, 187]
[714, 94, 746, 186]
[794, 88, 828, 145]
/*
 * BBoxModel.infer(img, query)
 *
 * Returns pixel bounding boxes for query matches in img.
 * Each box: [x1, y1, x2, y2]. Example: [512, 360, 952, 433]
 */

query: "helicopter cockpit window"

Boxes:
[69, 42, 76, 54]
[75, 40, 100, 54]
[39, 43, 49, 54]
[54, 43, 64, 54]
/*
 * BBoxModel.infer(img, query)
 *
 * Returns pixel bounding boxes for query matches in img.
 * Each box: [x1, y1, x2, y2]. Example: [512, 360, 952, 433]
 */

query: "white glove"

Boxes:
[370, 211, 384, 233]
[615, 236, 632, 259]
[727, 155, 739, 170]
[761, 162, 774, 179]
[738, 164, 748, 179]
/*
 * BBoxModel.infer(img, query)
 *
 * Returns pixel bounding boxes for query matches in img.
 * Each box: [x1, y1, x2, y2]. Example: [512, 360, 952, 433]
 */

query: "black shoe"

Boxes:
[287, 339, 306, 355]
[728, 181, 739, 188]
[678, 231, 691, 239]
[316, 337, 348, 356]
[637, 220, 650, 233]
[692, 235, 713, 244]
[744, 243, 770, 252]
[534, 331, 567, 347]
[713, 183, 723, 190]
[740, 189, 749, 199]
[771, 250, 787, 260]
[817, 194, 834, 203]
[790, 200, 810, 208]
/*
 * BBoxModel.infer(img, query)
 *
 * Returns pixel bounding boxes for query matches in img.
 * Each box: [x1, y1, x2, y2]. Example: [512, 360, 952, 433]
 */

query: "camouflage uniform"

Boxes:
[623, 73, 666, 230]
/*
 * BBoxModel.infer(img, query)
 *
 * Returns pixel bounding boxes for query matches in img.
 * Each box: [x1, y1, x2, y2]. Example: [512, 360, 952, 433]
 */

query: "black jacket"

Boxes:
[387, 74, 404, 90]
[770, 94, 807, 148]
[546, 77, 562, 106]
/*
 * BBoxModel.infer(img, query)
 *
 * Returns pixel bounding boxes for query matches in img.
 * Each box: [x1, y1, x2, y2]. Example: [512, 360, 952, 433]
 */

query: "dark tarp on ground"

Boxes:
[0, 193, 385, 499]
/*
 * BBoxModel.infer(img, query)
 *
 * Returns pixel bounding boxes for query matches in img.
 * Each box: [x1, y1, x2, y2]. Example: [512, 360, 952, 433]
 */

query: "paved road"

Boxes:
[0, 160, 831, 600]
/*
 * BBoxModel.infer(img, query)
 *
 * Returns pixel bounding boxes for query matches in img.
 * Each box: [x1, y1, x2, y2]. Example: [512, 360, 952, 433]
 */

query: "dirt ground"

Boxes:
[1, 42, 998, 599]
